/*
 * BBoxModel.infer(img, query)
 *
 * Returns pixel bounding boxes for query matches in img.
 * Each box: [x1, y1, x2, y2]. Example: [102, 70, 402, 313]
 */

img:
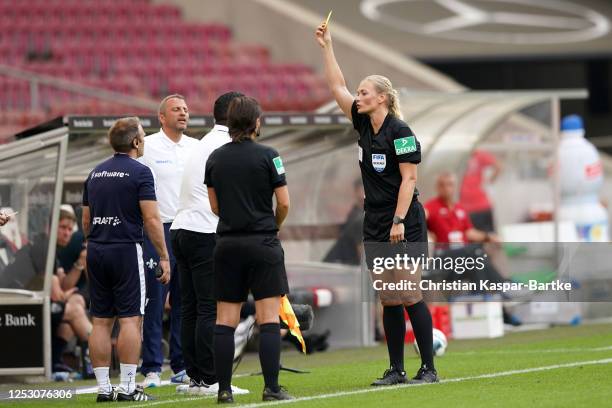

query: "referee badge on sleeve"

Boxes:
[394, 136, 417, 155]
[273, 156, 285, 175]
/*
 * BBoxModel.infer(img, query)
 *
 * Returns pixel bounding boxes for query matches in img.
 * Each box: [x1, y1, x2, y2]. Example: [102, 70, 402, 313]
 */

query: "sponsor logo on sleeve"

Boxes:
[394, 136, 417, 155]
[273, 156, 285, 175]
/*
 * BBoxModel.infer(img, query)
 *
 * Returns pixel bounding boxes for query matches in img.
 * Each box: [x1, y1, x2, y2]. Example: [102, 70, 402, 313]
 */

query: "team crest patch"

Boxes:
[273, 156, 285, 175]
[394, 136, 417, 155]
[372, 154, 386, 172]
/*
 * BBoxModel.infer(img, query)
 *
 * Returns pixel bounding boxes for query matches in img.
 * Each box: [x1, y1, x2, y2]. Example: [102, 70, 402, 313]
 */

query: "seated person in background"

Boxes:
[51, 273, 92, 373]
[425, 172, 520, 325]
[55, 206, 88, 308]
[0, 211, 11, 226]
[425, 172, 497, 249]
[52, 208, 93, 373]
[323, 179, 364, 266]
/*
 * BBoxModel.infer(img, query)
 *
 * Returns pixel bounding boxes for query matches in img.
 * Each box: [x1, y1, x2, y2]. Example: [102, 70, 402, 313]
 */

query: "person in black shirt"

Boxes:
[83, 117, 170, 402]
[204, 96, 293, 403]
[316, 22, 437, 384]
[324, 179, 364, 265]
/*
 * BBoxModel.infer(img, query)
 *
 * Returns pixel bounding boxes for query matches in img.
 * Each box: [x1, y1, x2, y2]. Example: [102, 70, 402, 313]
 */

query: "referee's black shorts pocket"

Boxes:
[261, 235, 284, 265]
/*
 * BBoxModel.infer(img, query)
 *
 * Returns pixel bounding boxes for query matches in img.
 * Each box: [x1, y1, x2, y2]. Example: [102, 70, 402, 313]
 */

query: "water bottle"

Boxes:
[558, 115, 609, 242]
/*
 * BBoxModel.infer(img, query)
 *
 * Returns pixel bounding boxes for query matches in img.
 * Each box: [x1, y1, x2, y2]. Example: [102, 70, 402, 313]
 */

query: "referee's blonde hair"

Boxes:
[364, 75, 403, 120]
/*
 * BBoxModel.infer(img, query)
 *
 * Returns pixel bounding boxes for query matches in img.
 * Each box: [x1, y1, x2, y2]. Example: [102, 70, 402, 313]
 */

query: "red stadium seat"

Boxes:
[0, 0, 326, 132]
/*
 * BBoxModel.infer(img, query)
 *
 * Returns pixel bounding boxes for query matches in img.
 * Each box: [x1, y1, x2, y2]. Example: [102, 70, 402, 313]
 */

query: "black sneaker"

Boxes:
[262, 385, 294, 401]
[371, 368, 407, 386]
[217, 389, 234, 404]
[96, 388, 116, 403]
[408, 366, 439, 384]
[116, 385, 154, 402]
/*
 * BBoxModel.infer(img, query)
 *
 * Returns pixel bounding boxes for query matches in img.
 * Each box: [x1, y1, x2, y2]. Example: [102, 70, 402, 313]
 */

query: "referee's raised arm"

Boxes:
[315, 21, 354, 119]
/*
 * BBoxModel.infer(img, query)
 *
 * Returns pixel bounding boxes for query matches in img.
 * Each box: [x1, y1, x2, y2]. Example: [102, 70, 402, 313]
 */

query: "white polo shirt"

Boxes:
[140, 129, 199, 223]
[170, 125, 231, 233]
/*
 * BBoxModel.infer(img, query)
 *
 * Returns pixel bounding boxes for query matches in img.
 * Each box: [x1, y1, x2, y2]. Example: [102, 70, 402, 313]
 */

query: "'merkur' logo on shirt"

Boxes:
[92, 216, 122, 226]
[91, 171, 130, 178]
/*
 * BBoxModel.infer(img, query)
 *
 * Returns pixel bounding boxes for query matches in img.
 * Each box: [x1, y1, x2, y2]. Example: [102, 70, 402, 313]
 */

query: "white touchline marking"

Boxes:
[453, 345, 612, 355]
[239, 358, 612, 408]
[84, 357, 612, 407]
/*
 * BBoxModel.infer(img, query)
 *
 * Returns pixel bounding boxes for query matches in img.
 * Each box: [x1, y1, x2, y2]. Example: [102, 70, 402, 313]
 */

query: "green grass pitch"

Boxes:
[3, 323, 612, 407]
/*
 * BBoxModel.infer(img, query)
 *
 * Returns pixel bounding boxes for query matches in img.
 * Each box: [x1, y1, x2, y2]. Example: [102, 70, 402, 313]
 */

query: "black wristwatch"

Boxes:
[392, 215, 404, 225]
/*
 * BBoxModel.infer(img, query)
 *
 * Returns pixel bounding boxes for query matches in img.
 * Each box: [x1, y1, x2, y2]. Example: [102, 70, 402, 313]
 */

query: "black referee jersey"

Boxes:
[352, 101, 422, 213]
[204, 139, 286, 235]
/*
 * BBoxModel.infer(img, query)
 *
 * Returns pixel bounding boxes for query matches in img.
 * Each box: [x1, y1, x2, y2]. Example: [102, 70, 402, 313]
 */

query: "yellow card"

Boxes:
[324, 10, 333, 26]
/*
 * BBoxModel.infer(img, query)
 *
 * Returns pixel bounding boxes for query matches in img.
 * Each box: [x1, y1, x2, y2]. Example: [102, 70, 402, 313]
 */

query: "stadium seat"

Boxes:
[0, 0, 326, 139]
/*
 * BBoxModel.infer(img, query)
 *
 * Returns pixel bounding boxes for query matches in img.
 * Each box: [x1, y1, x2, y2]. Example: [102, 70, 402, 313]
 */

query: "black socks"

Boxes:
[214, 322, 281, 393]
[406, 301, 435, 370]
[213, 325, 235, 392]
[258, 323, 281, 392]
[383, 305, 406, 372]
[382, 302, 435, 372]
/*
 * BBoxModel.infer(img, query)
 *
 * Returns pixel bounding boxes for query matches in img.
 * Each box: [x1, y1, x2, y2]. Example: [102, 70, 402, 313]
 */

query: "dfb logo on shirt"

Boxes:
[372, 154, 386, 172]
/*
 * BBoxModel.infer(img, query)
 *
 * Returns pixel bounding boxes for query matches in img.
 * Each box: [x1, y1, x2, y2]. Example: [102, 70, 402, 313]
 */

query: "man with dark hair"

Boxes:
[83, 117, 170, 402]
[139, 94, 198, 386]
[170, 91, 248, 396]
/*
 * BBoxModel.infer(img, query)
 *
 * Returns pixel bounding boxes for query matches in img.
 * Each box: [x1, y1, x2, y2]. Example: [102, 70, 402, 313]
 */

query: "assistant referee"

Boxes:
[204, 96, 294, 403]
[316, 22, 438, 384]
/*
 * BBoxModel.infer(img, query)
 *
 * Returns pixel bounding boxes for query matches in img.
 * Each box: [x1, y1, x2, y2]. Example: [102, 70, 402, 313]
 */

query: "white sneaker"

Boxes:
[170, 369, 190, 384]
[198, 382, 218, 396]
[142, 372, 161, 388]
[234, 316, 256, 360]
[231, 384, 250, 395]
[198, 382, 249, 396]
[176, 379, 203, 395]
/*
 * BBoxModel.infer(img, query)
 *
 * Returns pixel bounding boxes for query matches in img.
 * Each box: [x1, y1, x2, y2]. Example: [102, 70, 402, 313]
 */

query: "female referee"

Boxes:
[204, 96, 294, 403]
[315, 22, 438, 385]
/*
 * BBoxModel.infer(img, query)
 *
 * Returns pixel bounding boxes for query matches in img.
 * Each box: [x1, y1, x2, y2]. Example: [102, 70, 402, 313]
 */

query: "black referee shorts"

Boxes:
[363, 198, 427, 243]
[363, 198, 428, 269]
[213, 234, 289, 302]
[363, 199, 428, 305]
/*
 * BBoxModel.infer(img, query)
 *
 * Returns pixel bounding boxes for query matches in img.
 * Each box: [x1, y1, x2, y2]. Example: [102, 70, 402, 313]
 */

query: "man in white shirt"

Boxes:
[171, 92, 248, 396]
[140, 94, 200, 387]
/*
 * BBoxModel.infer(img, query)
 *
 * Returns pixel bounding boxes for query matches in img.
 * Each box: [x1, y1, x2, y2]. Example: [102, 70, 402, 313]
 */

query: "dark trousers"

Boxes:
[141, 223, 184, 375]
[171, 229, 217, 384]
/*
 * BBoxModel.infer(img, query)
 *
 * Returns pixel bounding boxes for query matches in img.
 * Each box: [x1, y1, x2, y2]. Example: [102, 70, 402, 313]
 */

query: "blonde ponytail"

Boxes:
[364, 75, 404, 120]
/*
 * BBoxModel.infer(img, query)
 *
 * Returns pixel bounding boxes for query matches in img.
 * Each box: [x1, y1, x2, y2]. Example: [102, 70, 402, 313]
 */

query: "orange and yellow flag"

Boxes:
[279, 295, 306, 354]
